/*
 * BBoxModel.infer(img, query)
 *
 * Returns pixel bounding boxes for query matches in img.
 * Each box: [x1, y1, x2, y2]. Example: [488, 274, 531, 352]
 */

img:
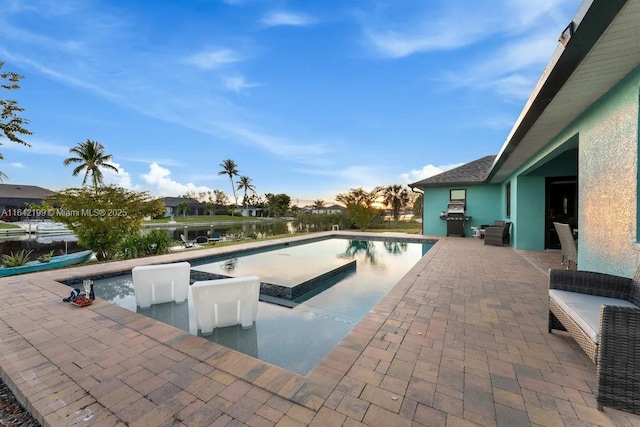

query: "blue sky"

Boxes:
[0, 0, 581, 206]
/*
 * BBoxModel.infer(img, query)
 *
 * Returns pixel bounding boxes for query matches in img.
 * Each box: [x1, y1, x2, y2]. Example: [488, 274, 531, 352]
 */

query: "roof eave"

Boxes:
[486, 0, 628, 182]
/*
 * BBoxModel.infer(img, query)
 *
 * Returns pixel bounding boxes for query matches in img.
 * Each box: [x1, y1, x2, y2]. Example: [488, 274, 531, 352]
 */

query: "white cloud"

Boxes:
[361, 1, 576, 58]
[261, 12, 314, 27]
[400, 163, 463, 184]
[223, 75, 262, 93]
[217, 123, 331, 163]
[141, 163, 216, 197]
[9, 162, 25, 168]
[102, 162, 139, 190]
[183, 48, 241, 70]
[2, 139, 70, 156]
[443, 30, 561, 100]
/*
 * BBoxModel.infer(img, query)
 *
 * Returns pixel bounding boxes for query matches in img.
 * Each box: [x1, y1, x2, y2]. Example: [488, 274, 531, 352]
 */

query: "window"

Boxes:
[506, 182, 511, 218]
[450, 189, 466, 201]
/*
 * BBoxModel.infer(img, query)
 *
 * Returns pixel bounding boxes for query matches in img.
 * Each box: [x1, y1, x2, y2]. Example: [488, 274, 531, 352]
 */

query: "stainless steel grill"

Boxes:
[442, 201, 471, 237]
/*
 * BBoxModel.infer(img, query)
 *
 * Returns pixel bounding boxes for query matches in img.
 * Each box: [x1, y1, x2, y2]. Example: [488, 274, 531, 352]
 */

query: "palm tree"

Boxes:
[312, 199, 325, 212]
[382, 185, 410, 221]
[177, 201, 190, 217]
[63, 139, 118, 188]
[236, 175, 256, 212]
[218, 159, 240, 208]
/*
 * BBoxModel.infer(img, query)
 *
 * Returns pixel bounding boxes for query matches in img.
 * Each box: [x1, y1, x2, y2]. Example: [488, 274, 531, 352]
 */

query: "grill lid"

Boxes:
[447, 201, 465, 214]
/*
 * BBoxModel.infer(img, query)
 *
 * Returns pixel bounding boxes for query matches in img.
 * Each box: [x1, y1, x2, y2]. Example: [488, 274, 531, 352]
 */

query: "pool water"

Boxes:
[90, 238, 431, 375]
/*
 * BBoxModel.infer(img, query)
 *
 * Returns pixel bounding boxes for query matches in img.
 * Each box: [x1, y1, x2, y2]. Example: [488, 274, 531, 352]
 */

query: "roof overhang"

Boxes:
[487, 0, 640, 182]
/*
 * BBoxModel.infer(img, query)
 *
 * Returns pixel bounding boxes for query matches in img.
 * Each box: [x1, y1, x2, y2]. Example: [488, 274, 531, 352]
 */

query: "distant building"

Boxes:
[162, 197, 205, 217]
[234, 206, 263, 217]
[0, 184, 56, 221]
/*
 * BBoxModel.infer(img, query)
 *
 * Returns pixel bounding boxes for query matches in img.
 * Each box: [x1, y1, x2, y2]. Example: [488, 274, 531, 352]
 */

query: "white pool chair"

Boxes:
[190, 275, 260, 335]
[132, 262, 191, 309]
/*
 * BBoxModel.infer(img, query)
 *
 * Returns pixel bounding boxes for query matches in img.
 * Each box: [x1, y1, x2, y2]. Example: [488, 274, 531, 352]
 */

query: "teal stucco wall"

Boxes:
[421, 184, 501, 237]
[507, 149, 578, 250]
[578, 68, 639, 277]
[504, 65, 640, 275]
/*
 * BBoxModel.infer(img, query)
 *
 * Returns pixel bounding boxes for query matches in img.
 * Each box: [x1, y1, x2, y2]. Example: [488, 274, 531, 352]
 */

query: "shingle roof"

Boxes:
[0, 184, 55, 199]
[410, 155, 496, 188]
[162, 197, 204, 207]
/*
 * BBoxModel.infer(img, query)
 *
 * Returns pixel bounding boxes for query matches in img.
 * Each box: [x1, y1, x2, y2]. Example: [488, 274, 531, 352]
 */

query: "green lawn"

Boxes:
[0, 223, 21, 229]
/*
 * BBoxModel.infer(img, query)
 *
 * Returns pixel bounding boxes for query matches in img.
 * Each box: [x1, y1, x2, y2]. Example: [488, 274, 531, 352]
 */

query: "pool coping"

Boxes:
[0, 231, 439, 425]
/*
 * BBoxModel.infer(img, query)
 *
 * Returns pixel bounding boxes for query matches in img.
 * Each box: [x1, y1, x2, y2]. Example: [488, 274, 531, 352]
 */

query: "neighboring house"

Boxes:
[0, 184, 56, 221]
[234, 206, 263, 217]
[162, 197, 205, 217]
[412, 0, 640, 277]
[314, 205, 346, 214]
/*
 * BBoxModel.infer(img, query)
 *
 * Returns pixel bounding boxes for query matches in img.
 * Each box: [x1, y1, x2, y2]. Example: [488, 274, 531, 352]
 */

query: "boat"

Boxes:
[0, 250, 93, 277]
[35, 221, 71, 235]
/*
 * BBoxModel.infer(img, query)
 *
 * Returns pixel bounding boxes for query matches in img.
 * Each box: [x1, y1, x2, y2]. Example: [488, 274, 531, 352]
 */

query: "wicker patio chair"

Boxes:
[553, 222, 577, 269]
[484, 221, 511, 246]
[548, 267, 640, 414]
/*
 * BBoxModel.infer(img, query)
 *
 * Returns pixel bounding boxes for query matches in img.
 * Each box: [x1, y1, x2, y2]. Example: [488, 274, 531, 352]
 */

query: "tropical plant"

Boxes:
[63, 139, 119, 188]
[205, 201, 216, 216]
[237, 175, 256, 211]
[382, 185, 411, 221]
[118, 230, 173, 259]
[37, 250, 54, 263]
[336, 187, 383, 231]
[412, 193, 423, 218]
[1, 249, 33, 267]
[336, 187, 382, 208]
[218, 159, 240, 207]
[213, 189, 229, 206]
[312, 199, 326, 211]
[42, 185, 165, 261]
[264, 193, 291, 217]
[177, 201, 190, 217]
[0, 61, 32, 181]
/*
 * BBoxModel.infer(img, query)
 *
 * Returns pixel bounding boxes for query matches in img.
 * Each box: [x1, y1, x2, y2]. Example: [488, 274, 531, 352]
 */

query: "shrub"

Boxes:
[41, 185, 165, 261]
[37, 250, 54, 263]
[1, 249, 33, 267]
[118, 230, 173, 259]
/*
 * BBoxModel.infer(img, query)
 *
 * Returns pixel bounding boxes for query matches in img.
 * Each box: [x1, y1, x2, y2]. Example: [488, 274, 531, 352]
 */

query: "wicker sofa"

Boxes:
[484, 221, 511, 246]
[548, 268, 640, 414]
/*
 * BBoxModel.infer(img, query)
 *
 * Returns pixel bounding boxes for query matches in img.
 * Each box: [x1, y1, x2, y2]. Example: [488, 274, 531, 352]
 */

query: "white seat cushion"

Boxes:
[550, 289, 638, 343]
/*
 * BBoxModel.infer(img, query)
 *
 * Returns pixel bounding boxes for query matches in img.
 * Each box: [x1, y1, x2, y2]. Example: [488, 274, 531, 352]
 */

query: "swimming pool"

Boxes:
[88, 237, 432, 375]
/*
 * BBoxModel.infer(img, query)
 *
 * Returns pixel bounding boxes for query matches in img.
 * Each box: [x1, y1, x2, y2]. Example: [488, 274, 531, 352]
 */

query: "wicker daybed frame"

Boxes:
[548, 268, 640, 414]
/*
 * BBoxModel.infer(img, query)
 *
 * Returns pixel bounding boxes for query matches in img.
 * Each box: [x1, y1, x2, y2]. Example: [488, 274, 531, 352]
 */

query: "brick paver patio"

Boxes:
[1, 232, 639, 426]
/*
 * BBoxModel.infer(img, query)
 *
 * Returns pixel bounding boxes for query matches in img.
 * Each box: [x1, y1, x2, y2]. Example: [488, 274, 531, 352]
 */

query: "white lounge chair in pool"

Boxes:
[132, 262, 191, 309]
[190, 275, 260, 335]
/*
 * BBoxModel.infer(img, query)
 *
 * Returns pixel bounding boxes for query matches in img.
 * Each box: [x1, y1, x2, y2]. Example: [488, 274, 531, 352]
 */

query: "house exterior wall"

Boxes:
[579, 67, 639, 277]
[511, 175, 545, 249]
[504, 65, 640, 275]
[507, 150, 578, 250]
[421, 184, 501, 236]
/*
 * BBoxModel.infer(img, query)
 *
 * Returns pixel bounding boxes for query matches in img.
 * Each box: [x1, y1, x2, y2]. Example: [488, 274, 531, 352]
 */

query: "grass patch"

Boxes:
[368, 220, 422, 233]
[0, 223, 21, 229]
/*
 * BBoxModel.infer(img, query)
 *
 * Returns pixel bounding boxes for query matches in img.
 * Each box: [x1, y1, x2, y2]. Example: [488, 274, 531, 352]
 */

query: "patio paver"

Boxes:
[1, 232, 639, 426]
